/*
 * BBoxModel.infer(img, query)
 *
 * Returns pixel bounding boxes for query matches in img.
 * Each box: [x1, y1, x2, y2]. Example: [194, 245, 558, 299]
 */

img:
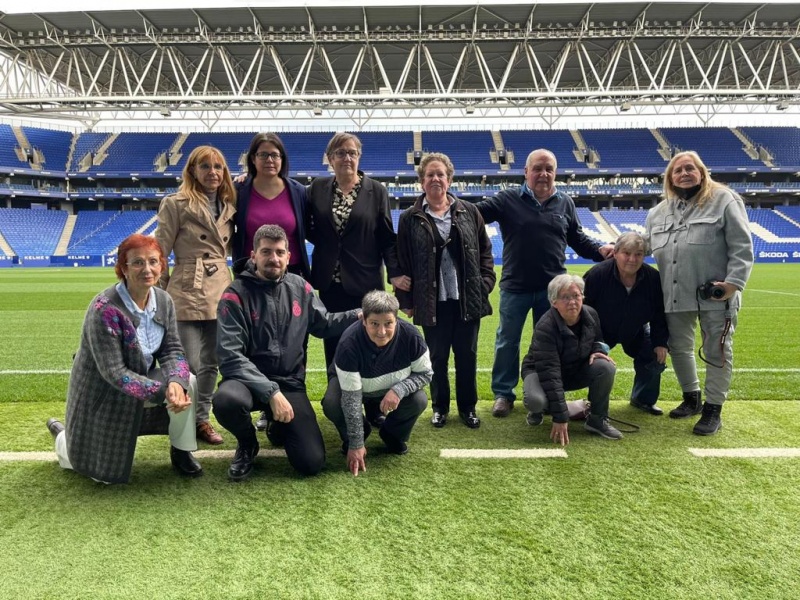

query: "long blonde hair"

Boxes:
[662, 150, 727, 209]
[179, 145, 236, 208]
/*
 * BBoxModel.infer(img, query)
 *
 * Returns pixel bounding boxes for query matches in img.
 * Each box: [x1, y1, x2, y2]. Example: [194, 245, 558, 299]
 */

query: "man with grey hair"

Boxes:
[322, 290, 432, 476]
[213, 224, 361, 481]
[477, 149, 613, 419]
[583, 232, 669, 415]
[521, 273, 622, 444]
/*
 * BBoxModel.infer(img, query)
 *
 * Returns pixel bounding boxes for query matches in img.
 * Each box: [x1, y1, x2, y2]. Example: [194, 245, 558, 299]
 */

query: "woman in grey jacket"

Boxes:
[46, 234, 200, 483]
[644, 151, 753, 435]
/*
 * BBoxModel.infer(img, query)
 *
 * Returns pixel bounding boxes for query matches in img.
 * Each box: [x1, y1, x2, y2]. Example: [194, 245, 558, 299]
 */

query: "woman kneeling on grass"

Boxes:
[322, 290, 433, 476]
[521, 273, 622, 445]
[46, 234, 202, 484]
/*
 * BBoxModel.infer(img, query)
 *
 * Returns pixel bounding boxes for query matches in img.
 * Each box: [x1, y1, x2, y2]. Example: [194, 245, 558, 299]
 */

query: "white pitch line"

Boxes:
[689, 448, 800, 458]
[3, 367, 800, 375]
[440, 448, 567, 459]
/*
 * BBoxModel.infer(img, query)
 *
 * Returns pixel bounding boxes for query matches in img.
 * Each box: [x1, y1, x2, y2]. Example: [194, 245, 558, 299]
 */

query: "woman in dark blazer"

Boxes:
[233, 132, 310, 278]
[307, 132, 408, 370]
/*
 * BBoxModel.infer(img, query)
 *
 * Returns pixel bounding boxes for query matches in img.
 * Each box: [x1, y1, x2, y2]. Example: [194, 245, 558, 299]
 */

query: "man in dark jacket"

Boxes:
[583, 232, 669, 415]
[521, 274, 622, 445]
[213, 224, 360, 481]
[476, 149, 614, 419]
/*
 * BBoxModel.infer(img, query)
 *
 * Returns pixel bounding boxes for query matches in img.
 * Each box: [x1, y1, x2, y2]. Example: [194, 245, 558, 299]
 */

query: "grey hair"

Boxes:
[547, 273, 585, 304]
[614, 231, 646, 254]
[253, 224, 288, 251]
[525, 148, 558, 170]
[361, 290, 399, 319]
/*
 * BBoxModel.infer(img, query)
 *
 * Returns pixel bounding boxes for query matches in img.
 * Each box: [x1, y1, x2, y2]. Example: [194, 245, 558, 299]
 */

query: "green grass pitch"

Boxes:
[0, 264, 799, 599]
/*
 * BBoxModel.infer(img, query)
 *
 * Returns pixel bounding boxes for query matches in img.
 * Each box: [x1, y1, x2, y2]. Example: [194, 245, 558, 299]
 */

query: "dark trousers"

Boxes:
[212, 379, 325, 476]
[422, 300, 480, 414]
[615, 326, 666, 406]
[319, 282, 364, 372]
[523, 359, 616, 418]
[322, 376, 428, 445]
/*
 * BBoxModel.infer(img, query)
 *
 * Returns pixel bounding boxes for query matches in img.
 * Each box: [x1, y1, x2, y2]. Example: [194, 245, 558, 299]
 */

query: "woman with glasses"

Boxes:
[234, 133, 311, 433]
[46, 234, 201, 483]
[395, 152, 495, 430]
[155, 145, 236, 446]
[520, 273, 622, 445]
[307, 132, 408, 373]
[233, 132, 310, 278]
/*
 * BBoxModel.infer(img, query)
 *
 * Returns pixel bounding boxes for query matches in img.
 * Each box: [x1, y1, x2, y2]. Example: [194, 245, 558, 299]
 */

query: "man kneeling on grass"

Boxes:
[322, 291, 432, 476]
[212, 224, 360, 482]
[521, 273, 622, 445]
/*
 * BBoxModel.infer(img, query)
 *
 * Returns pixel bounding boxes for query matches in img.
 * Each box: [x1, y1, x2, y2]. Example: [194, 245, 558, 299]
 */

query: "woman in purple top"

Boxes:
[233, 132, 310, 278]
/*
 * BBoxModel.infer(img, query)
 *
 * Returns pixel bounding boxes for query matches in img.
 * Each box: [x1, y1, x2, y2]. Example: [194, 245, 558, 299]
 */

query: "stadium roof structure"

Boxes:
[0, 0, 799, 130]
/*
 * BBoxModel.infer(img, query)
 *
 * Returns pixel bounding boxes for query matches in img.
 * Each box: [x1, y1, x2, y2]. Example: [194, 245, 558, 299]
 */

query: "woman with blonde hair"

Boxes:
[644, 150, 753, 435]
[155, 145, 237, 445]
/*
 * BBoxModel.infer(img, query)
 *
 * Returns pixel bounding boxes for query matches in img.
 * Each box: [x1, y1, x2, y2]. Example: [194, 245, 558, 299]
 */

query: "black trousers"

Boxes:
[319, 282, 364, 372]
[422, 300, 481, 414]
[212, 379, 325, 476]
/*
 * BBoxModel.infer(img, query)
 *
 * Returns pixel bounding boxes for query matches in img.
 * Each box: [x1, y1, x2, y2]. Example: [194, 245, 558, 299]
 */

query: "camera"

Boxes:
[697, 280, 725, 300]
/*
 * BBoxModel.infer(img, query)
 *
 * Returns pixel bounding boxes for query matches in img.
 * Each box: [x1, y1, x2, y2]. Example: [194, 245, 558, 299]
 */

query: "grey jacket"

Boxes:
[644, 186, 753, 313]
[65, 285, 190, 484]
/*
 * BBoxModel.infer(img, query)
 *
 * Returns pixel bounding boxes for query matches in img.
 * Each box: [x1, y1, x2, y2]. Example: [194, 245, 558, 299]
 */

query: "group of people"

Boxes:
[45, 136, 754, 484]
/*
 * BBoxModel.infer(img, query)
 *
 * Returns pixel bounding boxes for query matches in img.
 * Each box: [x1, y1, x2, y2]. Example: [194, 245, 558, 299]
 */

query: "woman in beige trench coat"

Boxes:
[155, 145, 237, 445]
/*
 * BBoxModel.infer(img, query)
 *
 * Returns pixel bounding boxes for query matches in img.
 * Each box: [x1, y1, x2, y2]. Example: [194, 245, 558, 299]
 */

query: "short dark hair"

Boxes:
[253, 224, 288, 252]
[361, 290, 399, 319]
[246, 132, 289, 179]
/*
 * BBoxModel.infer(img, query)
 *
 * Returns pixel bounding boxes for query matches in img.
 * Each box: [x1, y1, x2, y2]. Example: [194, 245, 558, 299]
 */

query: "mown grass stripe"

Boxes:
[689, 447, 800, 458]
[440, 448, 567, 459]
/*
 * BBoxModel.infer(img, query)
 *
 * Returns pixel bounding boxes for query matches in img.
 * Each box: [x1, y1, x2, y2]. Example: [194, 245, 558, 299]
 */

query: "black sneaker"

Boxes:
[379, 428, 408, 455]
[670, 391, 702, 419]
[228, 443, 259, 482]
[526, 411, 543, 426]
[584, 416, 623, 440]
[693, 402, 723, 436]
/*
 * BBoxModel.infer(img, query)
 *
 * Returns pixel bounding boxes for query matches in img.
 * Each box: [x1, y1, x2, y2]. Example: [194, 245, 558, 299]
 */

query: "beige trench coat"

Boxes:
[155, 193, 236, 321]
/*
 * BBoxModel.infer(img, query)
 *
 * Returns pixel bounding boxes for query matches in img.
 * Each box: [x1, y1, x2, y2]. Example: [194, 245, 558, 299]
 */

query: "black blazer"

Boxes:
[306, 172, 401, 296]
[232, 176, 311, 278]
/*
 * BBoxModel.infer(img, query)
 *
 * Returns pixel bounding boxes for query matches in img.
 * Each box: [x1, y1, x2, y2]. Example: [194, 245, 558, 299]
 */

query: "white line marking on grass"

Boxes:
[3, 367, 800, 375]
[747, 289, 800, 297]
[0, 451, 55, 462]
[689, 448, 800, 458]
[440, 448, 567, 459]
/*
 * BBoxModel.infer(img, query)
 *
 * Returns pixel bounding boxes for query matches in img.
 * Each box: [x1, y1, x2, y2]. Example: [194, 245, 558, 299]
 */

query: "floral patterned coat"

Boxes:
[64, 285, 190, 484]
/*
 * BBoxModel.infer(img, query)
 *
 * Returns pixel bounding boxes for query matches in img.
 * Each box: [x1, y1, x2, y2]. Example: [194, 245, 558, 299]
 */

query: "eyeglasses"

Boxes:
[332, 149, 360, 159]
[255, 152, 282, 161]
[557, 294, 583, 303]
[127, 258, 161, 269]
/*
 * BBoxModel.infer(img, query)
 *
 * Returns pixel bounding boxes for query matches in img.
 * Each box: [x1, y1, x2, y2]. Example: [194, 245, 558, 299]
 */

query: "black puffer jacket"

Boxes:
[520, 305, 609, 423]
[396, 194, 495, 327]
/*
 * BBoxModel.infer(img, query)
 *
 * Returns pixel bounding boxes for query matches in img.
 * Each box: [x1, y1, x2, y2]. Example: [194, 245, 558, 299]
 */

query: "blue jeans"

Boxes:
[491, 288, 551, 402]
[617, 325, 666, 406]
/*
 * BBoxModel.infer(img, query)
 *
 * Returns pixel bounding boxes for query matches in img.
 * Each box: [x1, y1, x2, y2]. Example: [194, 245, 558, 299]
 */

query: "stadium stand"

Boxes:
[0, 207, 67, 256]
[421, 131, 496, 172]
[22, 127, 72, 173]
[68, 210, 157, 255]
